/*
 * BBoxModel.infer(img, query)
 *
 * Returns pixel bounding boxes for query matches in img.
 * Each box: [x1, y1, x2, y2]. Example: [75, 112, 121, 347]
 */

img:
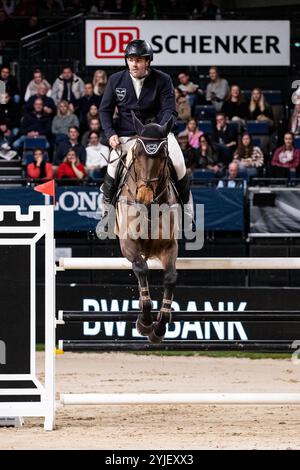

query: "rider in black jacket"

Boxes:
[99, 39, 192, 231]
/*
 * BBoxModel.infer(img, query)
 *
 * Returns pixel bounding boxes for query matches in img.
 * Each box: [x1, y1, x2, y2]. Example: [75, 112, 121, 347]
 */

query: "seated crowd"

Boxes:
[0, 63, 298, 186]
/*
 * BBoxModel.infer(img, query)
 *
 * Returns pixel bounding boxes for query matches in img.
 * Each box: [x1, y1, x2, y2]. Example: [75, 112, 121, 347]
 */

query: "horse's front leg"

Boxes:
[132, 255, 154, 336]
[148, 242, 178, 343]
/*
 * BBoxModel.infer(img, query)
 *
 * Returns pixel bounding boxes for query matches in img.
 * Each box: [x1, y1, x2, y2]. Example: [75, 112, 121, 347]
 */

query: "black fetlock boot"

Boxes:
[96, 173, 117, 239]
[175, 173, 194, 233]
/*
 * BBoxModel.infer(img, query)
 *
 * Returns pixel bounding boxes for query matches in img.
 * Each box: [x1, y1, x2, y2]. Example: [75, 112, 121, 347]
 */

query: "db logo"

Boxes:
[94, 27, 140, 59]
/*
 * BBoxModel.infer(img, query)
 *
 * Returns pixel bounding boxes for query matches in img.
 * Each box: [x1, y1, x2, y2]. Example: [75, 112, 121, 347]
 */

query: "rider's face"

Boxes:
[127, 56, 148, 78]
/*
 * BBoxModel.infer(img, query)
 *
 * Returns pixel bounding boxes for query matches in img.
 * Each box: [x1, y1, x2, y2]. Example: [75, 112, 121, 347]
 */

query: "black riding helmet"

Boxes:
[124, 39, 153, 67]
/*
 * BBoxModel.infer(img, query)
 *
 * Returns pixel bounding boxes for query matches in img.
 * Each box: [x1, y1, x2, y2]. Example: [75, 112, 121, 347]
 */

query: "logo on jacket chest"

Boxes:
[115, 88, 126, 102]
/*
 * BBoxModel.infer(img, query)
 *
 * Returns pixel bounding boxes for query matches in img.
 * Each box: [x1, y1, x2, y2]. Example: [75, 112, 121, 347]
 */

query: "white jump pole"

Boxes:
[58, 257, 300, 271]
[58, 255, 300, 408]
[60, 393, 300, 406]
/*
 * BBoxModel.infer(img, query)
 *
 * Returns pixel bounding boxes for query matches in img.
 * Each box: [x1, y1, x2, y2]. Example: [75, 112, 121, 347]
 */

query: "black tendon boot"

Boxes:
[175, 172, 194, 233]
[96, 173, 117, 239]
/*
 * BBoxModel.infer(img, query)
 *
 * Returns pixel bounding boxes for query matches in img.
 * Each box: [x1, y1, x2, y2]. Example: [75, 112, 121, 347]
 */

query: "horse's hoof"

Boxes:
[147, 322, 166, 343]
[136, 318, 153, 336]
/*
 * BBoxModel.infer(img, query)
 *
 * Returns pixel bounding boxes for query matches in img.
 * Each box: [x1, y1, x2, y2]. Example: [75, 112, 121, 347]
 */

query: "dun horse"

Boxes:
[114, 113, 179, 343]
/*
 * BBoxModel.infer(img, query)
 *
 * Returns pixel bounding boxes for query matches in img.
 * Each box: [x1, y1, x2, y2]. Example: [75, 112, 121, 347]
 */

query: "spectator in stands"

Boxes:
[57, 148, 86, 180]
[176, 131, 197, 174]
[271, 132, 300, 178]
[221, 85, 249, 127]
[0, 66, 20, 103]
[85, 131, 109, 179]
[81, 117, 104, 147]
[192, 133, 223, 176]
[212, 112, 238, 164]
[78, 83, 101, 130]
[217, 161, 244, 188]
[185, 118, 203, 149]
[13, 98, 51, 150]
[233, 132, 264, 179]
[51, 100, 79, 145]
[131, 0, 158, 19]
[289, 99, 300, 136]
[53, 125, 86, 167]
[206, 66, 229, 112]
[0, 91, 20, 137]
[0, 121, 14, 146]
[51, 66, 85, 109]
[249, 88, 274, 127]
[177, 71, 201, 113]
[86, 104, 100, 128]
[175, 87, 191, 121]
[24, 69, 52, 102]
[26, 83, 56, 117]
[92, 69, 107, 97]
[26, 148, 54, 180]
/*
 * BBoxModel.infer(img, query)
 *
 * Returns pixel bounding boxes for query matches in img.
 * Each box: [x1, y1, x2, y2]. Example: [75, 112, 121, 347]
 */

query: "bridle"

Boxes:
[132, 135, 170, 204]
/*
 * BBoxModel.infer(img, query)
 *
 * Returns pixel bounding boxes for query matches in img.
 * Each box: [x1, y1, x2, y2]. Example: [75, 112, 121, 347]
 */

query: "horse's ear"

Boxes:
[162, 116, 174, 137]
[131, 111, 144, 135]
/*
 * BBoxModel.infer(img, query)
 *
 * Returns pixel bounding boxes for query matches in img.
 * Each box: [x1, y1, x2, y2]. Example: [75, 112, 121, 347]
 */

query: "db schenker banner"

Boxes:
[85, 20, 290, 67]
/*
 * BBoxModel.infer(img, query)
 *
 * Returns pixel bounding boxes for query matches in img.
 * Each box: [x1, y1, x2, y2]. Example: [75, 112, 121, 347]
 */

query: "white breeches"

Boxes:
[107, 132, 186, 181]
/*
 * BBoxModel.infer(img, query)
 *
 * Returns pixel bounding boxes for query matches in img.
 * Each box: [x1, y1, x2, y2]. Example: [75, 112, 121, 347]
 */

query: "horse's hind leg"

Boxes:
[132, 256, 153, 336]
[148, 242, 178, 343]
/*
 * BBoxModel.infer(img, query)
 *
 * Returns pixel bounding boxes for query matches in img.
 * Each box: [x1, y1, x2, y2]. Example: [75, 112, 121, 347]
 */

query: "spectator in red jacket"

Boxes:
[27, 148, 54, 180]
[271, 132, 300, 178]
[57, 148, 86, 180]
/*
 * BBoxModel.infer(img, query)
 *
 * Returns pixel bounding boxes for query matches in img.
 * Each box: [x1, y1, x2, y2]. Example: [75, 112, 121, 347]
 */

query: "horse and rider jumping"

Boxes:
[97, 39, 193, 342]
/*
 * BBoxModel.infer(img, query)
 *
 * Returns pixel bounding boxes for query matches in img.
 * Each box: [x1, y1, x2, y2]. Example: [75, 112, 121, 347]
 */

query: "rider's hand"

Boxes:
[109, 134, 120, 149]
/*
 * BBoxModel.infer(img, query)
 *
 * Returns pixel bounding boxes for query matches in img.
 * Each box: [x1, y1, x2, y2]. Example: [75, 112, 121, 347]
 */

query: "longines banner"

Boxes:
[0, 186, 244, 232]
[85, 20, 290, 66]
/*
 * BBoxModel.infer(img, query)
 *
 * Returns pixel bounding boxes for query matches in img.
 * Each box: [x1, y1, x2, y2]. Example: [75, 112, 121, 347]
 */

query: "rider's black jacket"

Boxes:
[100, 68, 177, 140]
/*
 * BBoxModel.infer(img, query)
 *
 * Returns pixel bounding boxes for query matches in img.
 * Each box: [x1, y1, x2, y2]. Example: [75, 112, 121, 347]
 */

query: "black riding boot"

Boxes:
[175, 173, 194, 232]
[96, 173, 117, 239]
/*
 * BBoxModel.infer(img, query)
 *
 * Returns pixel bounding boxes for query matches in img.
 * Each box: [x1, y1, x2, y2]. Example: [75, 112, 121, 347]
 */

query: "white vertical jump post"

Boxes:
[0, 205, 55, 430]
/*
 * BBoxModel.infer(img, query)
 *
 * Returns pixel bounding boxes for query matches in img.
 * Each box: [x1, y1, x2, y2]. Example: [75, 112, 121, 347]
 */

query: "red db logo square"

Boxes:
[94, 27, 140, 59]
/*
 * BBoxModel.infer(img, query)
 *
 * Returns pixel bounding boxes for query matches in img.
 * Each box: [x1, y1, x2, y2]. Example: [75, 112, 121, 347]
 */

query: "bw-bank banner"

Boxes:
[86, 20, 290, 66]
